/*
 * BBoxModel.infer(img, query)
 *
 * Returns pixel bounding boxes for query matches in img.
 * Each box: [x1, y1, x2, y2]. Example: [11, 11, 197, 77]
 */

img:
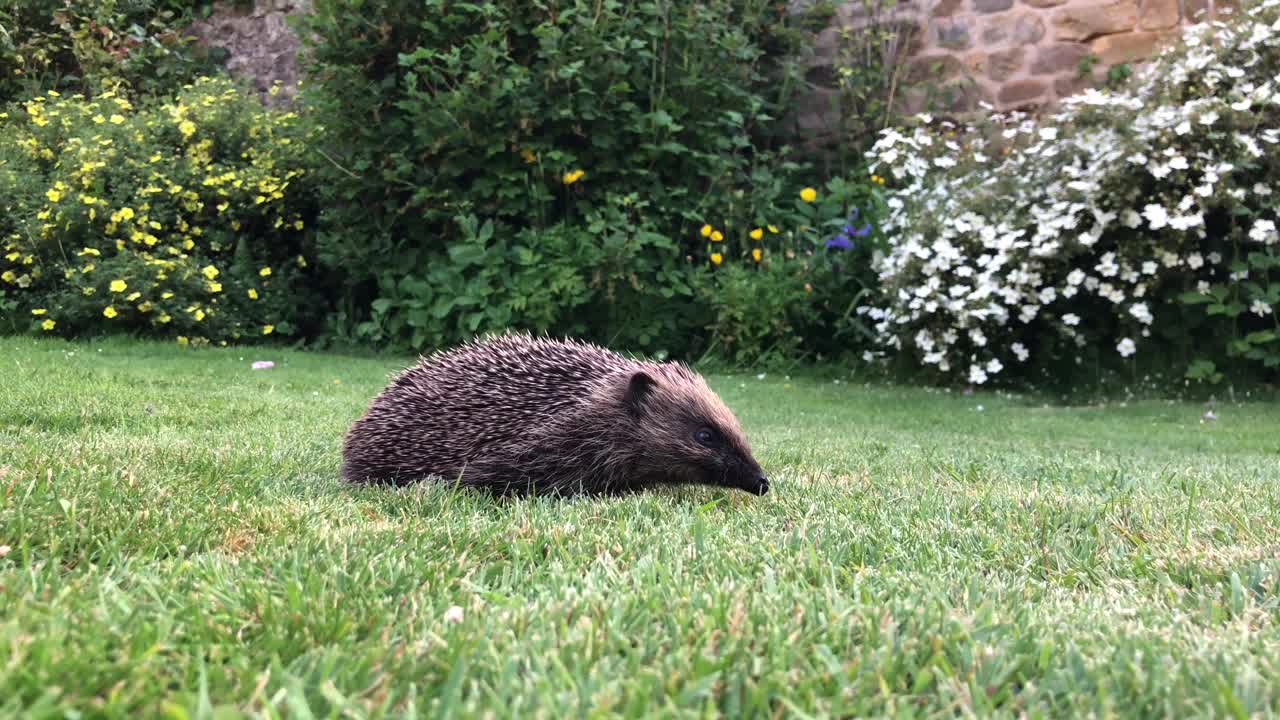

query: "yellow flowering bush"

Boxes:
[0, 77, 321, 344]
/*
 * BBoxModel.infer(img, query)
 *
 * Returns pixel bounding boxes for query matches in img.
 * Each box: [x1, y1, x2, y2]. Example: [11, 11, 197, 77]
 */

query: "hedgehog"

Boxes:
[340, 332, 769, 497]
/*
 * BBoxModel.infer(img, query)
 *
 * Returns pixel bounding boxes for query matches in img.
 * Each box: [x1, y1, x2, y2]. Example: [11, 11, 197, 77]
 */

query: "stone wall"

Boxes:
[796, 0, 1228, 142]
[186, 0, 309, 107]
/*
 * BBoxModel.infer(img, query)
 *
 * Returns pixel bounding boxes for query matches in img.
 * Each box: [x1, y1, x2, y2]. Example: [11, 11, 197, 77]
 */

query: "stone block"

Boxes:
[964, 51, 989, 75]
[931, 0, 966, 17]
[998, 78, 1047, 106]
[981, 13, 1046, 45]
[1054, 73, 1094, 99]
[906, 53, 969, 84]
[1139, 0, 1180, 29]
[988, 47, 1026, 80]
[1031, 43, 1090, 74]
[1052, 0, 1139, 41]
[1022, 0, 1068, 6]
[933, 19, 974, 49]
[974, 0, 1014, 12]
[1090, 30, 1175, 64]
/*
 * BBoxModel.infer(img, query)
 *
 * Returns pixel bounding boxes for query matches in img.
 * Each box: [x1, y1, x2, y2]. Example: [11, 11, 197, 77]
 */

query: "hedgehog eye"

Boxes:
[694, 427, 716, 447]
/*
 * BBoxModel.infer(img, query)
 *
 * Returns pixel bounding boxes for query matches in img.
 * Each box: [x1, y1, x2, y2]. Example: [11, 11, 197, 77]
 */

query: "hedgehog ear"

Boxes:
[623, 371, 656, 416]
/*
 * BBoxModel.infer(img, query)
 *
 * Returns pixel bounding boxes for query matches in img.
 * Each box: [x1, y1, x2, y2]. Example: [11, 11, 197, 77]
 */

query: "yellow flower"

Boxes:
[109, 279, 127, 292]
[752, 248, 762, 262]
[119, 207, 135, 221]
[767, 224, 779, 234]
[710, 230, 723, 242]
[710, 253, 723, 266]
[4, 252, 18, 262]
[138, 301, 152, 312]
[158, 313, 172, 323]
[194, 309, 206, 321]
[700, 224, 713, 238]
[32, 308, 47, 315]
[294, 220, 304, 231]
[259, 267, 272, 277]
[161, 292, 174, 299]
[109, 114, 125, 125]
[247, 288, 259, 300]
[262, 324, 274, 335]
[42, 319, 56, 331]
[125, 292, 140, 301]
[103, 305, 118, 319]
[562, 169, 585, 185]
[296, 254, 307, 268]
[46, 189, 62, 202]
[182, 239, 194, 251]
[1, 271, 14, 283]
[201, 265, 219, 280]
[520, 148, 536, 163]
[800, 187, 817, 203]
[78, 247, 102, 257]
[750, 228, 763, 240]
[176, 335, 189, 345]
[207, 281, 222, 293]
[93, 115, 106, 124]
[179, 120, 196, 137]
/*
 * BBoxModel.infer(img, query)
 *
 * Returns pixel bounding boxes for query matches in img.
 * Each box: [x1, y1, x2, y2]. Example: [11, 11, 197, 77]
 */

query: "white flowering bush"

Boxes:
[862, 0, 1280, 387]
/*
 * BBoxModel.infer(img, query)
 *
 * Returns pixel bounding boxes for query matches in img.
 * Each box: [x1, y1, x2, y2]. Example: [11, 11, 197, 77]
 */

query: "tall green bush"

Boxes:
[295, 0, 826, 356]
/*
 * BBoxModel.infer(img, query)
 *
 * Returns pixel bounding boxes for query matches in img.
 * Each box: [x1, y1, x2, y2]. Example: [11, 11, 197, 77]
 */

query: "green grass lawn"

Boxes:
[2, 335, 1278, 718]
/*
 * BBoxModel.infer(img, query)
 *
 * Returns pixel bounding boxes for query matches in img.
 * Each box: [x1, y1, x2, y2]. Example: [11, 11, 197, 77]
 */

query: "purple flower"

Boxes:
[825, 208, 871, 250]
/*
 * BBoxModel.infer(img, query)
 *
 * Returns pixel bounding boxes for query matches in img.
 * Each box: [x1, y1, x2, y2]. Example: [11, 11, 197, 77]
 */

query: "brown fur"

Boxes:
[341, 332, 768, 496]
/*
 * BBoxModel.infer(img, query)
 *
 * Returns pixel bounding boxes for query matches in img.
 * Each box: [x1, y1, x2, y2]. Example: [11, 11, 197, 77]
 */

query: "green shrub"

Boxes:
[296, 0, 827, 356]
[0, 76, 322, 345]
[0, 0, 224, 103]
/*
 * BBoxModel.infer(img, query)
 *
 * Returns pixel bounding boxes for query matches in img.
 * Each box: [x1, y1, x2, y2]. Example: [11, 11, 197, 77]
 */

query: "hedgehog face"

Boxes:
[624, 369, 769, 495]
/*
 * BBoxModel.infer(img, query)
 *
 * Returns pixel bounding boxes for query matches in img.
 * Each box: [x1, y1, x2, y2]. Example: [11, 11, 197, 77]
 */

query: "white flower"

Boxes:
[1012, 343, 1029, 362]
[970, 328, 988, 347]
[968, 364, 989, 385]
[444, 605, 465, 624]
[1249, 219, 1277, 243]
[1168, 156, 1189, 170]
[1117, 338, 1137, 357]
[1039, 287, 1057, 304]
[986, 358, 1003, 374]
[1129, 302, 1153, 324]
[1187, 253, 1204, 269]
[1121, 210, 1142, 228]
[1175, 120, 1192, 135]
[1062, 313, 1081, 326]
[1198, 110, 1219, 125]
[1067, 269, 1086, 286]
[1039, 127, 1059, 141]
[1143, 204, 1170, 229]
[1251, 299, 1273, 316]
[1197, 280, 1212, 294]
[1142, 261, 1158, 275]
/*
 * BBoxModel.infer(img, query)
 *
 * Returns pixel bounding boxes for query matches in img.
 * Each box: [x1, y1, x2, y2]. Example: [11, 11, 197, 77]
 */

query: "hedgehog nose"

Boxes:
[752, 474, 769, 495]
